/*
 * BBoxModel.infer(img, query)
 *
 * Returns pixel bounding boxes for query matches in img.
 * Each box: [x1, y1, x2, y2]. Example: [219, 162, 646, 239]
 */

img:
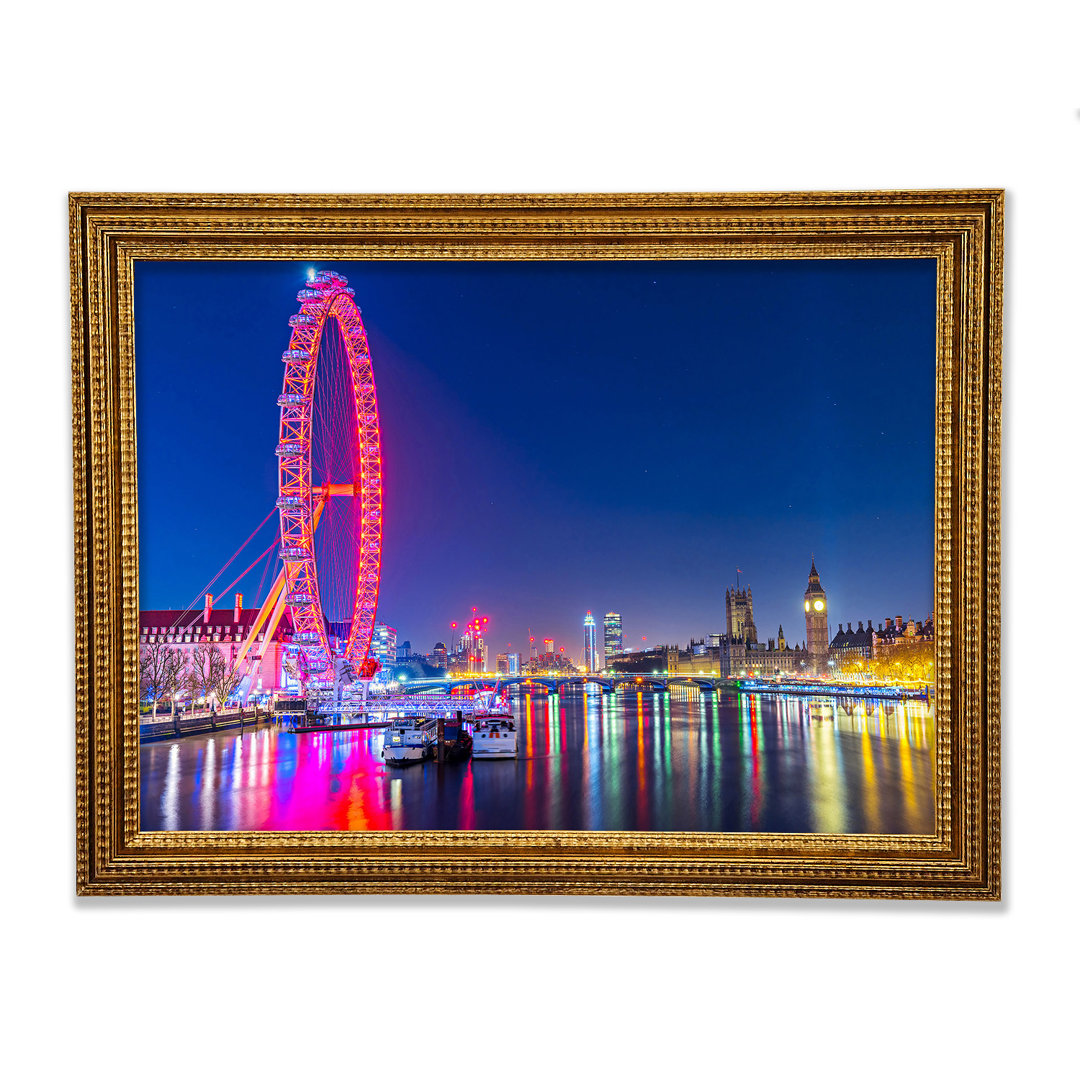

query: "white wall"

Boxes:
[5, 3, 1076, 1077]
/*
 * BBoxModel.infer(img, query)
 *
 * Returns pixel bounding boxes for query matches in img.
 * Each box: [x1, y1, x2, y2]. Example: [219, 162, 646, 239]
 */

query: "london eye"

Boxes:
[275, 270, 383, 685]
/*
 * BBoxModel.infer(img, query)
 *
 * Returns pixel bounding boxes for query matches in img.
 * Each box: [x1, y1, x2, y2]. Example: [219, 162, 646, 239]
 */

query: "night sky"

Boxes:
[134, 258, 936, 659]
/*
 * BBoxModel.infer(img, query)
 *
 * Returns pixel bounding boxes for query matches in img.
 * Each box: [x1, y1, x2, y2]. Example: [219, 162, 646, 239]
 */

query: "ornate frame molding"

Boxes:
[72, 191, 1001, 897]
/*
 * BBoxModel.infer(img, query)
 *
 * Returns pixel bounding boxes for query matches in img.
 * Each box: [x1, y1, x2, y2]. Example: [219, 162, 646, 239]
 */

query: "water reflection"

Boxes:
[141, 689, 935, 833]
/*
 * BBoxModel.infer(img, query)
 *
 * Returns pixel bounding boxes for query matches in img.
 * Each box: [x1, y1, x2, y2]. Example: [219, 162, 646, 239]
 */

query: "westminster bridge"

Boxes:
[392, 674, 928, 701]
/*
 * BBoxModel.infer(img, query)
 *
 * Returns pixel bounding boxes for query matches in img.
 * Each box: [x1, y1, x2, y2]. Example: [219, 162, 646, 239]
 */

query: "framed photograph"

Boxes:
[72, 190, 1001, 897]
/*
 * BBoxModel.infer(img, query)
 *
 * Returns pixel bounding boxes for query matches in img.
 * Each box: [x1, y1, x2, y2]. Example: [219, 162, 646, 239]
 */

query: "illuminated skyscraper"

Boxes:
[460, 616, 489, 673]
[432, 641, 448, 670]
[372, 622, 397, 664]
[603, 612, 622, 667]
[543, 637, 554, 657]
[583, 611, 598, 673]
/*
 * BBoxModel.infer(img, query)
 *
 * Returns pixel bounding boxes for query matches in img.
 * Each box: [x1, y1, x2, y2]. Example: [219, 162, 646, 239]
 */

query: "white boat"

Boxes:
[381, 715, 439, 765]
[472, 713, 517, 759]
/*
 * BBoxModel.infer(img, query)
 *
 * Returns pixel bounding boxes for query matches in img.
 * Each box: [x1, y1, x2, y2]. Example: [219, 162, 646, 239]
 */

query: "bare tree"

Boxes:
[189, 642, 220, 711]
[140, 641, 185, 712]
[180, 660, 202, 713]
[844, 641, 934, 684]
[170, 652, 190, 716]
[211, 649, 242, 709]
[188, 642, 242, 711]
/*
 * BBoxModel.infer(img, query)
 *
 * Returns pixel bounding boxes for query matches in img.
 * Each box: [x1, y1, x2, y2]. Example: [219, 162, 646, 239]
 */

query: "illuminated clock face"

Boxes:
[804, 601, 810, 611]
[814, 599, 825, 611]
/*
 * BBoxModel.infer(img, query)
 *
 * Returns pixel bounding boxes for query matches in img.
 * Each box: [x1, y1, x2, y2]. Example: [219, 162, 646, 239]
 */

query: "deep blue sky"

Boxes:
[134, 258, 936, 658]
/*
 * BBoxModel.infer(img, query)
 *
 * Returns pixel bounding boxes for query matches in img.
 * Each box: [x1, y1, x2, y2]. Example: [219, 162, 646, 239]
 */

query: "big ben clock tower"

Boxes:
[803, 557, 828, 674]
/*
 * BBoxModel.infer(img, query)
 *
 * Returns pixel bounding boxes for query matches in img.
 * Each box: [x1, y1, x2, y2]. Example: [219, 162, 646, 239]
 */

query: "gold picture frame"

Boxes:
[72, 190, 1001, 898]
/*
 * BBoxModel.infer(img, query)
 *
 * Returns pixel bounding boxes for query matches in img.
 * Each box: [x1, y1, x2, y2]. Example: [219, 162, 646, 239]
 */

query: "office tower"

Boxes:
[603, 612, 622, 667]
[583, 611, 598, 673]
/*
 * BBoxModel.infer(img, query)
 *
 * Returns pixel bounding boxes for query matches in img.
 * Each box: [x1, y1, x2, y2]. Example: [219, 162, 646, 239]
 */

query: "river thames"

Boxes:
[141, 688, 934, 833]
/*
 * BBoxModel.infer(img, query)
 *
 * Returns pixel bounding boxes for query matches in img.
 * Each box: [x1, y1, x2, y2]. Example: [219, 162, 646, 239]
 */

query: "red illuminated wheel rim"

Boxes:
[276, 270, 382, 681]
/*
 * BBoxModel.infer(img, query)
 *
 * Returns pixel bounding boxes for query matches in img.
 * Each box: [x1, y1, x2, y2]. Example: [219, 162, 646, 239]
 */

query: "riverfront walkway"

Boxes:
[139, 706, 270, 742]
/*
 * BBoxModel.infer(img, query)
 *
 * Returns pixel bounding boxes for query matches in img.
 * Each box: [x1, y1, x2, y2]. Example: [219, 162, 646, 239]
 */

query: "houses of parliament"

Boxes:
[609, 558, 933, 678]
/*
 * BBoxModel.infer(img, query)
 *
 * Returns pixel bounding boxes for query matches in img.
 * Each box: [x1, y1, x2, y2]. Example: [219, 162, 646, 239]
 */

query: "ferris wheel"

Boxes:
[275, 270, 383, 684]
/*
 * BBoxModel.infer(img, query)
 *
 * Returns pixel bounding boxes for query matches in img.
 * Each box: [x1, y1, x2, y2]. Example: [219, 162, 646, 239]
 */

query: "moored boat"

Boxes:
[472, 713, 517, 759]
[440, 714, 474, 762]
[381, 715, 439, 765]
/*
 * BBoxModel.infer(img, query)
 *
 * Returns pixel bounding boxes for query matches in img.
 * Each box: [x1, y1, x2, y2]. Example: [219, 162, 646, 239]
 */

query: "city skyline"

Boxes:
[415, 556, 933, 671]
[134, 258, 935, 655]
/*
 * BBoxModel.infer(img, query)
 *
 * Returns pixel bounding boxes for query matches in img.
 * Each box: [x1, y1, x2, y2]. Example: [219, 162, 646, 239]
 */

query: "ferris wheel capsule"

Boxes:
[289, 313, 316, 327]
[282, 348, 310, 361]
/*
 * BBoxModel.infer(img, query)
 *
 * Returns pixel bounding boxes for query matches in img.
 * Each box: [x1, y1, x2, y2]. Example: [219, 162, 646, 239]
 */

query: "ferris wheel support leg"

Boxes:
[236, 566, 290, 706]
